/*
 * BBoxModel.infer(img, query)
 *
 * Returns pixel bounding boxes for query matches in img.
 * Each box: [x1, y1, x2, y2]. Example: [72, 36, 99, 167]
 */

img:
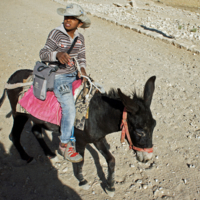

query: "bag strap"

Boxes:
[67, 37, 78, 54]
[55, 36, 78, 70]
[41, 37, 78, 73]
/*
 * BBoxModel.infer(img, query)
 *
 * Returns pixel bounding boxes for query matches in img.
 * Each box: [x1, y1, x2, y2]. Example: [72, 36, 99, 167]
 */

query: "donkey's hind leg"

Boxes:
[10, 114, 33, 163]
[73, 143, 90, 190]
[94, 138, 115, 197]
[31, 124, 56, 159]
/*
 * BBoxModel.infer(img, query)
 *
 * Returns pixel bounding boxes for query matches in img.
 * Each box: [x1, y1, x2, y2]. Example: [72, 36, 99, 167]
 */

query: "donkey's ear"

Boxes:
[117, 88, 139, 114]
[143, 76, 156, 108]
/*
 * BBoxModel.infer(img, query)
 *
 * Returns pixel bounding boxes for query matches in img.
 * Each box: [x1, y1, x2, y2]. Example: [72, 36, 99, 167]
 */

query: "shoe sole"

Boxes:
[65, 157, 83, 163]
[58, 149, 83, 163]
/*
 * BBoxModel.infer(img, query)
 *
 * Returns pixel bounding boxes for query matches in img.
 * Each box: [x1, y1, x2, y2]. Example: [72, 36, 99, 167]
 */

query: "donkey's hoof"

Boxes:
[105, 187, 115, 197]
[79, 180, 90, 190]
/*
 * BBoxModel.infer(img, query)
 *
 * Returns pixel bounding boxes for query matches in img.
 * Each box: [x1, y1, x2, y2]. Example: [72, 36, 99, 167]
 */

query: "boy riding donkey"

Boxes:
[39, 3, 91, 163]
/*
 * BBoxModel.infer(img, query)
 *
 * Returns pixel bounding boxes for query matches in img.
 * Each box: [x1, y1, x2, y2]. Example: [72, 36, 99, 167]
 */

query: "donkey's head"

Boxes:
[118, 76, 156, 163]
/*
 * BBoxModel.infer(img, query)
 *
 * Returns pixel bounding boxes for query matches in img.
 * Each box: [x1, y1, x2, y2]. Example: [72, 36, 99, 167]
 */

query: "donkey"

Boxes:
[0, 69, 156, 196]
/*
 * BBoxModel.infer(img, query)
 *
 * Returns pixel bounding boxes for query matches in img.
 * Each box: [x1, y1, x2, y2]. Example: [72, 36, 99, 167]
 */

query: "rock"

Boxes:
[62, 167, 68, 172]
[153, 188, 159, 195]
[187, 163, 195, 168]
[182, 179, 187, 184]
[142, 184, 148, 189]
[135, 179, 142, 184]
[129, 184, 135, 189]
[129, 0, 138, 8]
[113, 3, 123, 7]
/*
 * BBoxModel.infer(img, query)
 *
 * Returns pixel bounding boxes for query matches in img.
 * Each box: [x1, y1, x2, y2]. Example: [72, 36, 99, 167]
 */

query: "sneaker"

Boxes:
[58, 142, 83, 163]
[58, 143, 67, 157]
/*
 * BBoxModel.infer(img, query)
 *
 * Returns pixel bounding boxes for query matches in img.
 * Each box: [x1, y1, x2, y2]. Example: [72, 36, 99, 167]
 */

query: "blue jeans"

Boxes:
[53, 71, 78, 143]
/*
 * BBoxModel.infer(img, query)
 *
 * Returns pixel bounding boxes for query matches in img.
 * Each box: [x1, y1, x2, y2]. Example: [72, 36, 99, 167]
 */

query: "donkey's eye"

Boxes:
[135, 129, 146, 137]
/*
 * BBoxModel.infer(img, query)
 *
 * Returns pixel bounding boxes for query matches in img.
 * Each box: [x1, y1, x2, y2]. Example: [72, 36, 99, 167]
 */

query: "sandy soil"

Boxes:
[151, 0, 200, 13]
[0, 0, 200, 199]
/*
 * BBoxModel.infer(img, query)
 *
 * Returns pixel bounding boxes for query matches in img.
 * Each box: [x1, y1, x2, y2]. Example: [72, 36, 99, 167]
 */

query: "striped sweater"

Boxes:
[39, 24, 86, 74]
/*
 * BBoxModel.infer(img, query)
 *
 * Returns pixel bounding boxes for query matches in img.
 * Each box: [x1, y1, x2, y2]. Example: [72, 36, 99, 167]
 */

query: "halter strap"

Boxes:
[120, 108, 153, 153]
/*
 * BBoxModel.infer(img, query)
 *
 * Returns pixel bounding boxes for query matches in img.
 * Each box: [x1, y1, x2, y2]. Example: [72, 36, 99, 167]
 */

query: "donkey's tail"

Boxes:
[0, 87, 12, 118]
[0, 89, 7, 108]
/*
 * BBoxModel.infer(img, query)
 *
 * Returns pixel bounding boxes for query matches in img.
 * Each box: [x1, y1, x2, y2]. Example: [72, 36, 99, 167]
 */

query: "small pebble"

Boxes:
[187, 164, 195, 168]
[136, 179, 142, 183]
[143, 184, 148, 189]
[182, 179, 187, 184]
[62, 167, 68, 172]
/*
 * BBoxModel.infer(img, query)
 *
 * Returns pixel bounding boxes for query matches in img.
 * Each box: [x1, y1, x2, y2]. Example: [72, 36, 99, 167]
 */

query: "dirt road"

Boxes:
[0, 0, 200, 199]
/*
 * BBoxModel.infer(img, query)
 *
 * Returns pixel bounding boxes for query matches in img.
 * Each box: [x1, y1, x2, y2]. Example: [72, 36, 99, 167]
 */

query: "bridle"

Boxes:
[120, 108, 153, 153]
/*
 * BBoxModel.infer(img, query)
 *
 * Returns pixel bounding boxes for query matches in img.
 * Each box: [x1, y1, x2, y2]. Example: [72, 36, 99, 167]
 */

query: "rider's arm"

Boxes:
[39, 29, 59, 62]
[77, 36, 86, 69]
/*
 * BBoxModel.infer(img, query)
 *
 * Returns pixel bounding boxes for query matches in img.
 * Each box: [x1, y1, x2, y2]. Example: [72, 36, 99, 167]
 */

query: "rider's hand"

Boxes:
[56, 52, 71, 64]
[78, 67, 87, 83]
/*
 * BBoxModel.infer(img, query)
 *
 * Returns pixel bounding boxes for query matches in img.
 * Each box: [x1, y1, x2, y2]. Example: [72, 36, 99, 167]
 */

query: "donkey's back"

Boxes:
[0, 69, 33, 116]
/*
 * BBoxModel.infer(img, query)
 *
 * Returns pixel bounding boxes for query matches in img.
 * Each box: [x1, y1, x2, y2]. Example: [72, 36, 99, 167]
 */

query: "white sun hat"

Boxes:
[57, 3, 91, 28]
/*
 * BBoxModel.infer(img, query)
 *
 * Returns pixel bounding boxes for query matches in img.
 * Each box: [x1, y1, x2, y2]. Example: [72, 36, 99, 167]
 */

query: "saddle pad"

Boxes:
[19, 79, 82, 125]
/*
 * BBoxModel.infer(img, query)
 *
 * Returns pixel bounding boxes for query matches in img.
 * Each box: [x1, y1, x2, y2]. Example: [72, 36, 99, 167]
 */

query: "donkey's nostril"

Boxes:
[135, 129, 146, 137]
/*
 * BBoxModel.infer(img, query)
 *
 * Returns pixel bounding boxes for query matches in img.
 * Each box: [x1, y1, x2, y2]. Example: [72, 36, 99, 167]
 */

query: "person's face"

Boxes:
[63, 16, 83, 31]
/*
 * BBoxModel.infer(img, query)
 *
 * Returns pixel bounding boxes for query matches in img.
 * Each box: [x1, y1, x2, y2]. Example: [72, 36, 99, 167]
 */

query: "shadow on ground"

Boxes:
[140, 25, 175, 39]
[0, 140, 82, 200]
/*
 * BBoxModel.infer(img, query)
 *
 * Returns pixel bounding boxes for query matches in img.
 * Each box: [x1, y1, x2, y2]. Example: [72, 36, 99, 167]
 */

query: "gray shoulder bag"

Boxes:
[33, 37, 78, 100]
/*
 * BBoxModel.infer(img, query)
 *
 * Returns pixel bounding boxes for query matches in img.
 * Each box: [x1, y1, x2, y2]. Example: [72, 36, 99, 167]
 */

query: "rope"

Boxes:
[73, 57, 105, 102]
[4, 81, 33, 90]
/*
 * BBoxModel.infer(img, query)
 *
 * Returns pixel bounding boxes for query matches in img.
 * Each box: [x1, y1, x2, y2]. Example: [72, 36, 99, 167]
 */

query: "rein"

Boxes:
[120, 108, 153, 153]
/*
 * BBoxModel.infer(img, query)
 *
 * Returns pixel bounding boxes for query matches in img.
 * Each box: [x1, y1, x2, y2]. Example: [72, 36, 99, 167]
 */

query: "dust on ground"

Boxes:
[0, 0, 200, 199]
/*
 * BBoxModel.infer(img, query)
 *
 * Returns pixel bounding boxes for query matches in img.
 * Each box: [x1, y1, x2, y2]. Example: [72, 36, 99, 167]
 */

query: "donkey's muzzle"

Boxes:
[136, 151, 153, 163]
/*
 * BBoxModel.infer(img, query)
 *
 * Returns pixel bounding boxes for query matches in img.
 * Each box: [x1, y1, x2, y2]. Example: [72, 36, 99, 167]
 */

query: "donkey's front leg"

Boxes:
[73, 143, 90, 190]
[94, 139, 115, 197]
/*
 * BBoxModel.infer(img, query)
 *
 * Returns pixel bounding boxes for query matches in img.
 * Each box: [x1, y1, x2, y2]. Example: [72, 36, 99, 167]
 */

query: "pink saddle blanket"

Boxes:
[19, 79, 82, 125]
